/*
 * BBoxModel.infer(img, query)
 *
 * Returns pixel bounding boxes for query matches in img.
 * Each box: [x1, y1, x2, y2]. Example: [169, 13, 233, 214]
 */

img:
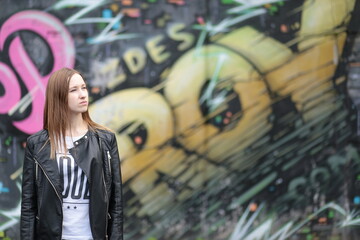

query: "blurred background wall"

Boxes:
[1, 0, 360, 239]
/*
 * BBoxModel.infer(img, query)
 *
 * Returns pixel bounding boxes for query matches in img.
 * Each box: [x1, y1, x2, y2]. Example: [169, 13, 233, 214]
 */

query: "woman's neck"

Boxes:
[66, 114, 88, 137]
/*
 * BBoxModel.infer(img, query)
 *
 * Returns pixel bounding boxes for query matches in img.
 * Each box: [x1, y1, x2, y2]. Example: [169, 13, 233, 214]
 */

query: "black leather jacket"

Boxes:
[21, 129, 123, 240]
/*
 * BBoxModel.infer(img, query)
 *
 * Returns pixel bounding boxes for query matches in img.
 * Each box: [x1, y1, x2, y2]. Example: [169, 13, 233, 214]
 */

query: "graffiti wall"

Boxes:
[1, 0, 360, 239]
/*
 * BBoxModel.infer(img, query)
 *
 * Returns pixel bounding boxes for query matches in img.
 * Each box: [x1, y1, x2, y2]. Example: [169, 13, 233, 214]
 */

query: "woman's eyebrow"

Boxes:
[69, 83, 86, 88]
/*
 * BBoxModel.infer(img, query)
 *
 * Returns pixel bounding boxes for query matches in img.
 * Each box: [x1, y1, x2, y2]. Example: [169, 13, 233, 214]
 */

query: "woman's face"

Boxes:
[68, 73, 88, 115]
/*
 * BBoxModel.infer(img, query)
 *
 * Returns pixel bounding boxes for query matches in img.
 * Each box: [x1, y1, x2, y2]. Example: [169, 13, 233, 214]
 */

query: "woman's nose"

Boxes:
[80, 89, 87, 98]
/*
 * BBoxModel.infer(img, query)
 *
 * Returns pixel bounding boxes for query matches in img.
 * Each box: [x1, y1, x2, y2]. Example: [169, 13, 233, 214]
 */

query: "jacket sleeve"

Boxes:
[108, 133, 124, 240]
[20, 139, 37, 240]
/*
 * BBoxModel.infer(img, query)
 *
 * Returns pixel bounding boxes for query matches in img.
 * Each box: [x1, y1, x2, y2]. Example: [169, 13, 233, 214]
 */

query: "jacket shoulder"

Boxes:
[27, 129, 48, 145]
[95, 129, 115, 142]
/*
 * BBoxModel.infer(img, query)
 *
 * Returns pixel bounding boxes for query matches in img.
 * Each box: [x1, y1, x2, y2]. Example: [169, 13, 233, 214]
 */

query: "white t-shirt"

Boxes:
[56, 134, 93, 240]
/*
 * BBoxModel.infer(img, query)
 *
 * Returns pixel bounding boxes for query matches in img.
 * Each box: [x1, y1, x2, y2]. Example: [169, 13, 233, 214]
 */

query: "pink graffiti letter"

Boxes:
[0, 10, 75, 134]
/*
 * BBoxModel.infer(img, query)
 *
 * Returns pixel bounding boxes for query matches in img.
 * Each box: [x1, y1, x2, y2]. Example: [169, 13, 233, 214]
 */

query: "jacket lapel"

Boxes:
[68, 132, 102, 184]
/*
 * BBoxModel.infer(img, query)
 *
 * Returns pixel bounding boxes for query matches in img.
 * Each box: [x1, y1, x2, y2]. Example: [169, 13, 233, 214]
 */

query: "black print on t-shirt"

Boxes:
[58, 156, 90, 200]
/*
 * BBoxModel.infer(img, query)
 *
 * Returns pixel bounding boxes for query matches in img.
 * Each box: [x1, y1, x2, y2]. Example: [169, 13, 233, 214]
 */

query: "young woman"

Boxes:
[21, 68, 123, 240]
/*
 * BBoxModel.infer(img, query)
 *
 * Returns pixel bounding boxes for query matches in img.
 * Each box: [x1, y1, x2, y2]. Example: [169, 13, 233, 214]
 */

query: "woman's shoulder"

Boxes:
[25, 129, 49, 152]
[27, 129, 48, 144]
[93, 128, 115, 141]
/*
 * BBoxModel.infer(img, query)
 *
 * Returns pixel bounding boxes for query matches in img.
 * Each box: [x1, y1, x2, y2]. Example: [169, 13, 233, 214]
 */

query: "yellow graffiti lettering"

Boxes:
[146, 35, 171, 64]
[123, 47, 147, 74]
[167, 23, 195, 51]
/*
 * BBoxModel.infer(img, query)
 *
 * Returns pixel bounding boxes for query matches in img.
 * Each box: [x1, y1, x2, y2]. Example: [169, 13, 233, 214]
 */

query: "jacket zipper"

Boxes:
[100, 138, 110, 239]
[34, 158, 63, 203]
[35, 161, 40, 219]
[34, 158, 63, 238]
[35, 162, 38, 181]
[107, 150, 112, 176]
[103, 171, 109, 239]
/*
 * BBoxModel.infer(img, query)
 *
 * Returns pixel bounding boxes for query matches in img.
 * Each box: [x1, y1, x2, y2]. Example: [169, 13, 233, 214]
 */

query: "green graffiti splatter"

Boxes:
[4, 136, 12, 146]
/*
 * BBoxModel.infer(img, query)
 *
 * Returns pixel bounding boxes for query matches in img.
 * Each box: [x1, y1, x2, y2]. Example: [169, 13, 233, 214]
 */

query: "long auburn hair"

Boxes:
[43, 67, 108, 158]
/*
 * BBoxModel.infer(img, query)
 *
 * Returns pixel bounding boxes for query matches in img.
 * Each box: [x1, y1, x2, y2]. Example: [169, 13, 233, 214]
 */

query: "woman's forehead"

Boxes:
[69, 73, 85, 87]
